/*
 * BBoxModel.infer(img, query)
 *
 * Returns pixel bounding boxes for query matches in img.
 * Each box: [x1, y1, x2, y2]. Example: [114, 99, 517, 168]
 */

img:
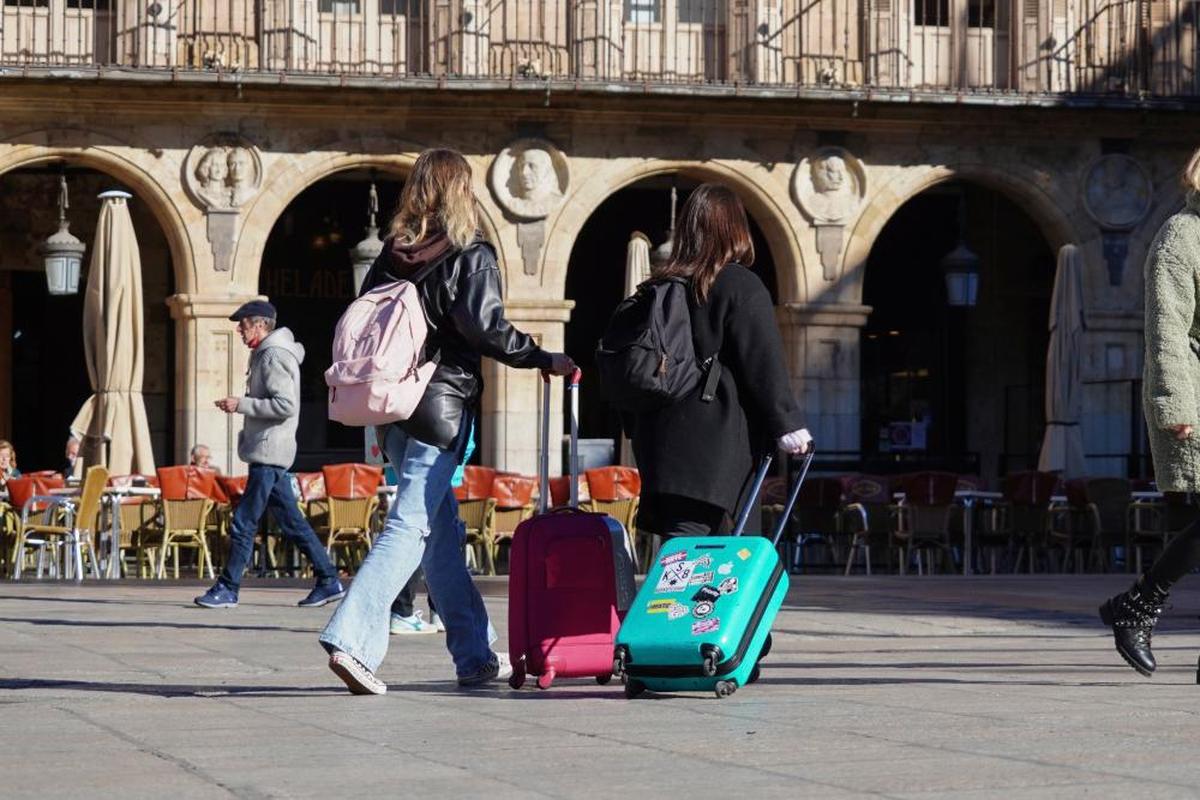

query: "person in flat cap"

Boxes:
[194, 300, 344, 610]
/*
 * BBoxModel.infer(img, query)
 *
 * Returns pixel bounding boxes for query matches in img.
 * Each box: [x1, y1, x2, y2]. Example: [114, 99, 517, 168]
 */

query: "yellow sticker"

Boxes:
[737, 548, 752, 561]
[646, 599, 676, 614]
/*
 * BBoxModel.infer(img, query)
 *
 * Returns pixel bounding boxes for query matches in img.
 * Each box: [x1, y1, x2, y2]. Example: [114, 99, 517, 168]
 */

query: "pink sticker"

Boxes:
[659, 551, 688, 567]
[691, 617, 720, 635]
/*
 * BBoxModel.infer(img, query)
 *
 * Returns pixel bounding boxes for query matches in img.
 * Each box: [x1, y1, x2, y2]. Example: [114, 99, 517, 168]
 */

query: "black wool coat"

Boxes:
[630, 264, 804, 514]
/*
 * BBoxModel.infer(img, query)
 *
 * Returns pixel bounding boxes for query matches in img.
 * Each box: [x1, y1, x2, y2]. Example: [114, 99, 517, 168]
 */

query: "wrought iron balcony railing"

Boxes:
[2, 0, 1196, 99]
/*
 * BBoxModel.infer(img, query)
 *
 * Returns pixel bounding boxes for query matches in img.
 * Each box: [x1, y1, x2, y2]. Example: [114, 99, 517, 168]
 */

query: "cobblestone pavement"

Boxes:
[3, 576, 1200, 799]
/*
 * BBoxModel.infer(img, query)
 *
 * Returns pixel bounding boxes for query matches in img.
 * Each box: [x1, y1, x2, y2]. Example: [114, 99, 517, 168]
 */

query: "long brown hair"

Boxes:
[654, 183, 755, 303]
[389, 148, 479, 249]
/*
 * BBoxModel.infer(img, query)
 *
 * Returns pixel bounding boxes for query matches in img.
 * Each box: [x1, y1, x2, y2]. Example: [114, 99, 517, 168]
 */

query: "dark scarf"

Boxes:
[387, 227, 454, 279]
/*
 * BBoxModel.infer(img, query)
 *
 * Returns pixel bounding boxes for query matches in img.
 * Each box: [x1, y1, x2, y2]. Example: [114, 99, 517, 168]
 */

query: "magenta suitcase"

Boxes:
[507, 371, 637, 690]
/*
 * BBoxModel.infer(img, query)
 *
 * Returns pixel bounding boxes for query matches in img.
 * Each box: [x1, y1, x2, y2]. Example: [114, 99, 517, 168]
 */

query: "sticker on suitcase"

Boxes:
[718, 577, 738, 595]
[659, 551, 689, 567]
[645, 599, 676, 614]
[717, 561, 734, 575]
[667, 602, 689, 620]
[655, 560, 698, 593]
[688, 571, 714, 586]
[691, 617, 720, 635]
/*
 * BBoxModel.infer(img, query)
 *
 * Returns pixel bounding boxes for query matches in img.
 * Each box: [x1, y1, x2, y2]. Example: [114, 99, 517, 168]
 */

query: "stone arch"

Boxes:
[234, 150, 505, 291]
[843, 162, 1086, 302]
[0, 136, 198, 293]
[540, 158, 805, 304]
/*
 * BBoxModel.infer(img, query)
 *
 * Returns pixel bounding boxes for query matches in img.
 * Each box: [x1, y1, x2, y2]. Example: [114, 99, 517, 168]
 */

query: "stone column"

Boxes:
[167, 293, 262, 475]
[777, 302, 871, 457]
[479, 299, 573, 477]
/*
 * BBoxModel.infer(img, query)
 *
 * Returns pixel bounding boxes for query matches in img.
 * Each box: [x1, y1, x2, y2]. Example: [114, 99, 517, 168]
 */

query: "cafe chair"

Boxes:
[839, 474, 896, 575]
[154, 466, 219, 579]
[583, 466, 643, 569]
[487, 474, 537, 575]
[892, 472, 960, 575]
[982, 471, 1058, 574]
[321, 463, 383, 571]
[13, 466, 107, 581]
[1129, 491, 1198, 575]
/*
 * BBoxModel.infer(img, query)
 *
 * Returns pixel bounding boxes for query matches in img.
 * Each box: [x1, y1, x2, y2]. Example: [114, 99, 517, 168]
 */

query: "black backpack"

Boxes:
[595, 277, 720, 412]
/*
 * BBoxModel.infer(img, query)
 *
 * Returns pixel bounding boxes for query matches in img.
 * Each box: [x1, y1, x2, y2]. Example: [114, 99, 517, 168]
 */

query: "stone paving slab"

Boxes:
[3, 576, 1200, 798]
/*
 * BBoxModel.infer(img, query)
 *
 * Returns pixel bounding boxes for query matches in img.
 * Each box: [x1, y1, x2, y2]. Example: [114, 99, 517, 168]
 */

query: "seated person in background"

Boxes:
[0, 439, 20, 488]
[62, 436, 80, 479]
[190, 444, 221, 474]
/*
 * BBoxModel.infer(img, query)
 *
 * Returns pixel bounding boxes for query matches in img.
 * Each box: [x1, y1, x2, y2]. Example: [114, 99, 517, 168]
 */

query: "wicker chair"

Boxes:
[892, 472, 961, 575]
[839, 474, 896, 575]
[583, 466, 643, 567]
[7, 473, 69, 578]
[154, 466, 218, 579]
[106, 475, 162, 578]
[321, 463, 383, 571]
[13, 466, 107, 581]
[487, 474, 537, 575]
[982, 471, 1058, 574]
[1129, 491, 1198, 575]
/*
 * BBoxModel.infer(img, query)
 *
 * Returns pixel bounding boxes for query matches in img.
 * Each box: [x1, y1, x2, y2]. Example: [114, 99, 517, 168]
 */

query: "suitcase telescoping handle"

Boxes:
[538, 368, 583, 513]
[730, 447, 817, 546]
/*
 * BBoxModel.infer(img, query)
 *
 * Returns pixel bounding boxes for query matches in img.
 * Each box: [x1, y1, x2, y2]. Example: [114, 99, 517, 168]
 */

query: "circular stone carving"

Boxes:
[1082, 154, 1152, 231]
[183, 133, 264, 211]
[792, 147, 867, 224]
[489, 138, 569, 221]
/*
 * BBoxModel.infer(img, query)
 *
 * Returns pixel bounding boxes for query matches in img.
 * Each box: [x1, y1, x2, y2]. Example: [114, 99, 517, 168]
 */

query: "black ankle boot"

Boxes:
[1099, 577, 1169, 676]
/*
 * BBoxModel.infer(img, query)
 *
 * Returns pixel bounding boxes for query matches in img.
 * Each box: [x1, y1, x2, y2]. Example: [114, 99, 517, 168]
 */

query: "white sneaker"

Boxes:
[430, 611, 446, 633]
[496, 652, 513, 681]
[389, 611, 438, 635]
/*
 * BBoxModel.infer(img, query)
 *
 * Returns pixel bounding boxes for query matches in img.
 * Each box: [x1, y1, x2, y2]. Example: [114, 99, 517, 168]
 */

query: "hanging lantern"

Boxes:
[350, 181, 384, 294]
[941, 189, 981, 308]
[40, 173, 86, 296]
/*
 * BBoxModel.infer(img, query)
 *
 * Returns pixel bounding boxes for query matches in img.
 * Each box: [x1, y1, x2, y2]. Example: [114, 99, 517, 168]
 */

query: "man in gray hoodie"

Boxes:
[195, 301, 344, 609]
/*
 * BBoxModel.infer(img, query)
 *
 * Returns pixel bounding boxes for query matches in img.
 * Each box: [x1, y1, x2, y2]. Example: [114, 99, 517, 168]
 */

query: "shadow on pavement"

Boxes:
[0, 616, 316, 634]
[0, 678, 346, 698]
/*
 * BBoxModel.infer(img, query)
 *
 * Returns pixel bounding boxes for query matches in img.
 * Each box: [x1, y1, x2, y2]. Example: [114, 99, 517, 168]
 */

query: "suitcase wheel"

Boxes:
[714, 680, 738, 699]
[595, 674, 612, 685]
[536, 669, 556, 690]
[508, 672, 525, 690]
[759, 633, 773, 660]
[623, 678, 646, 699]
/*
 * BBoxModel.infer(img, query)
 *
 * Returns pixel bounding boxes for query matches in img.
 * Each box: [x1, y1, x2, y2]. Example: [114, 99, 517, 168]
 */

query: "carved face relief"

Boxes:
[1082, 154, 1151, 231]
[184, 135, 263, 212]
[490, 138, 569, 221]
[793, 148, 866, 224]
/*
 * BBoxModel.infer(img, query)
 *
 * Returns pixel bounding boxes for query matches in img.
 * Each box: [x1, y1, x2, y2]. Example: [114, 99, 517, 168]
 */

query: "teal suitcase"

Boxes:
[614, 451, 813, 699]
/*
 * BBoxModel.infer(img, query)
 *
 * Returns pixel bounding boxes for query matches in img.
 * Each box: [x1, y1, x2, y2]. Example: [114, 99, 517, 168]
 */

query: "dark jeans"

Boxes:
[636, 492, 728, 537]
[391, 568, 437, 617]
[219, 463, 338, 591]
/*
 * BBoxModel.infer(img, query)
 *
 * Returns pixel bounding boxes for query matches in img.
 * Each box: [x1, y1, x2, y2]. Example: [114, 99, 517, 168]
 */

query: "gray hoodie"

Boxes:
[236, 327, 305, 468]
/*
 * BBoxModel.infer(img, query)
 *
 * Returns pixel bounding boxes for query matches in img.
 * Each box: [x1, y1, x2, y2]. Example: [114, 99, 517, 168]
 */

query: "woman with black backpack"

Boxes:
[627, 183, 812, 538]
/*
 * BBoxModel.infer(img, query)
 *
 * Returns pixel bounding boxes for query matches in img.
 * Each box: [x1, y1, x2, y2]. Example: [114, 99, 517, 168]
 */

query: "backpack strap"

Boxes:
[700, 356, 721, 403]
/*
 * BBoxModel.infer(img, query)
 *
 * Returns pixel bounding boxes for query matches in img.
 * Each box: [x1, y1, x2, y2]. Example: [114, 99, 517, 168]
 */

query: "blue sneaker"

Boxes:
[298, 581, 346, 608]
[194, 583, 238, 609]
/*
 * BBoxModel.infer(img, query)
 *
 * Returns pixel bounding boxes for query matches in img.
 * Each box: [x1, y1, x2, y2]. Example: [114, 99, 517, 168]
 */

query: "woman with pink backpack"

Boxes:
[319, 149, 575, 693]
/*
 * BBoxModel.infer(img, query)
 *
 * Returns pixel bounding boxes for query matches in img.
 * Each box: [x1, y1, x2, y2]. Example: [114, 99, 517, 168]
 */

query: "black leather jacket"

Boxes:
[360, 238, 552, 450]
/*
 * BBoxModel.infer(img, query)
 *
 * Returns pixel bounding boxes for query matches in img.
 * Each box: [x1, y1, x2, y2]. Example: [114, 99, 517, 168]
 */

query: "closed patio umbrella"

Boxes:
[625, 231, 652, 298]
[70, 191, 155, 475]
[1038, 243, 1087, 477]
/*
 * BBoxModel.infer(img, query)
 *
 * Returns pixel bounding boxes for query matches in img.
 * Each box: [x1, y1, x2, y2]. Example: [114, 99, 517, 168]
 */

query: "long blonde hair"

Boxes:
[389, 149, 479, 249]
[0, 439, 15, 472]
[1184, 147, 1200, 205]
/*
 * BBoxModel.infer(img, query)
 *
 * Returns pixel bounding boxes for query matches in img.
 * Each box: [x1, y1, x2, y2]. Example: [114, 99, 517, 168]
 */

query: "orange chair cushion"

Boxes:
[548, 474, 590, 507]
[491, 474, 537, 509]
[217, 475, 249, 503]
[1002, 471, 1059, 506]
[322, 463, 383, 499]
[6, 475, 66, 510]
[157, 466, 223, 502]
[296, 472, 327, 502]
[897, 472, 958, 505]
[455, 466, 497, 501]
[584, 467, 641, 501]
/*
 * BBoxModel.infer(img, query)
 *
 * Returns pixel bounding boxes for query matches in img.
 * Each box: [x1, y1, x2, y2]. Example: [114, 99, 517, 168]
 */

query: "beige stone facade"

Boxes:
[0, 71, 1194, 477]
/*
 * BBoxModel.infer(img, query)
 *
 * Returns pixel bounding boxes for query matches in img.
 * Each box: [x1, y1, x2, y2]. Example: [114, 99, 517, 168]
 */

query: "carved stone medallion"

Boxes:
[1082, 154, 1151, 231]
[183, 134, 263, 212]
[791, 147, 866, 224]
[489, 138, 569, 221]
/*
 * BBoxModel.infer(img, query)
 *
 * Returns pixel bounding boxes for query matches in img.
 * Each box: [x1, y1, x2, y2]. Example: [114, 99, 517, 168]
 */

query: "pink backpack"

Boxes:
[325, 280, 438, 426]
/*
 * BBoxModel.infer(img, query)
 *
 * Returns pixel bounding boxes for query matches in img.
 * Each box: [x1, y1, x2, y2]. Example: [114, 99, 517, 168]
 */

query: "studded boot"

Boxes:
[1099, 576, 1170, 677]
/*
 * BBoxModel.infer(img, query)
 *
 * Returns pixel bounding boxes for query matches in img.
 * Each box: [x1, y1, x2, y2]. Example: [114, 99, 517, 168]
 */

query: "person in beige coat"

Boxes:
[1101, 148, 1200, 677]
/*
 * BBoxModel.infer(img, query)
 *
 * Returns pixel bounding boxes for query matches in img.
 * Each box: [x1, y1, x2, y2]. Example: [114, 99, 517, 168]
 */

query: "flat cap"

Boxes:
[228, 300, 277, 322]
